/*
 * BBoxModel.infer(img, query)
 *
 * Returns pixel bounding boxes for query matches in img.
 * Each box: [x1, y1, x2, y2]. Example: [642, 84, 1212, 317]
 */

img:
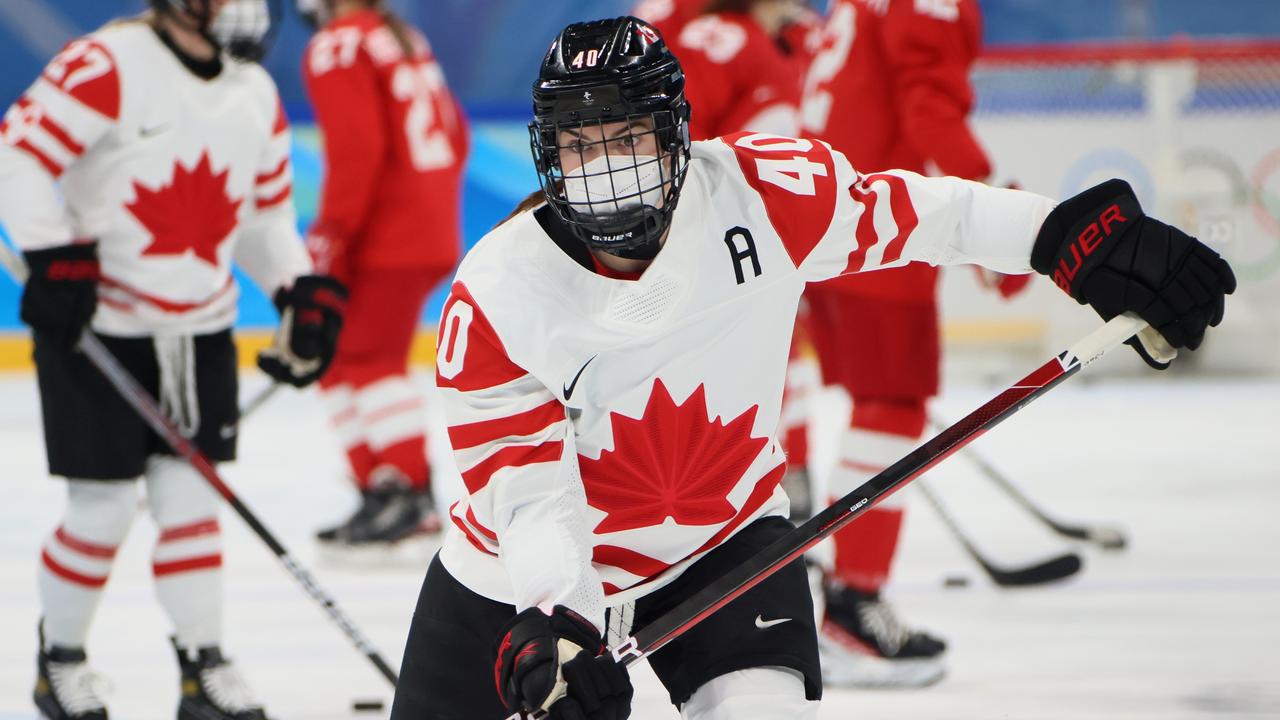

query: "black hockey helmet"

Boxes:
[530, 16, 691, 259]
[151, 0, 281, 61]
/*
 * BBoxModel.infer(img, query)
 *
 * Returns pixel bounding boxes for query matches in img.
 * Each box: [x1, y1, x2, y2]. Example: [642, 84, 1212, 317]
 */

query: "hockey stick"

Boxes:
[917, 478, 1082, 586]
[929, 415, 1127, 550]
[219, 382, 285, 439]
[0, 248, 399, 687]
[517, 312, 1154, 719]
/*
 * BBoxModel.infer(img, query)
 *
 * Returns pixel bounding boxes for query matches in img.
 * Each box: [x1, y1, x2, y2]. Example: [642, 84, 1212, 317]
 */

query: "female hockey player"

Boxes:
[296, 0, 469, 547]
[0, 1, 345, 718]
[389, 16, 1234, 720]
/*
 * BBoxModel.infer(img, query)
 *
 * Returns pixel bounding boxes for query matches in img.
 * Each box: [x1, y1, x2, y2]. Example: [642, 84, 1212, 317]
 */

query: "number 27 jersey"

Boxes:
[434, 132, 1055, 628]
[302, 9, 467, 271]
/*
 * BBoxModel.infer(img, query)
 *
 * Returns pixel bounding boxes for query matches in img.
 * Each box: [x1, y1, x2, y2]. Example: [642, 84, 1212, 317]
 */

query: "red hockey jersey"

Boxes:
[302, 9, 467, 275]
[802, 0, 991, 299]
[672, 12, 807, 140]
[631, 0, 706, 40]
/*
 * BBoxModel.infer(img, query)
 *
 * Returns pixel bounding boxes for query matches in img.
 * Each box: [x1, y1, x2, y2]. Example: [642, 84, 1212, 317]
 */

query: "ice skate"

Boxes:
[819, 581, 947, 688]
[173, 639, 266, 720]
[34, 631, 108, 720]
[315, 472, 437, 546]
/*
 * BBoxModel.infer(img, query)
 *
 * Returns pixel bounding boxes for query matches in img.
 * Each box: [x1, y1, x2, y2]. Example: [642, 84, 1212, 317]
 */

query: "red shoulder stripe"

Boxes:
[436, 282, 528, 393]
[42, 38, 120, 120]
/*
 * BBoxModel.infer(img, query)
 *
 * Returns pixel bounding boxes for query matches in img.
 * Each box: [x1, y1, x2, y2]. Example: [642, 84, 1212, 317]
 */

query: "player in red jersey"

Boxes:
[797, 0, 1028, 687]
[296, 0, 469, 545]
[664, 0, 814, 140]
[632, 0, 708, 39]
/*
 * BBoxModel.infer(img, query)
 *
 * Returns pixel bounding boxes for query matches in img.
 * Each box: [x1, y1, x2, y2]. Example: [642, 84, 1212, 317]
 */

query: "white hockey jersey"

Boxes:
[436, 131, 1056, 630]
[0, 20, 310, 336]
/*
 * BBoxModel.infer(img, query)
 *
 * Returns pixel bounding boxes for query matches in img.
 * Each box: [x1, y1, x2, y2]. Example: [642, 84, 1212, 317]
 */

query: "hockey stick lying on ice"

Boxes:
[0, 247, 400, 688]
[917, 478, 1082, 587]
[929, 414, 1128, 550]
[517, 311, 1164, 719]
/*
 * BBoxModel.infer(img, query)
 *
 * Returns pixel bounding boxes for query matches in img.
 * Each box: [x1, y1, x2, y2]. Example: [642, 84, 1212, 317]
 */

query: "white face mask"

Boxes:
[210, 0, 271, 51]
[562, 154, 666, 217]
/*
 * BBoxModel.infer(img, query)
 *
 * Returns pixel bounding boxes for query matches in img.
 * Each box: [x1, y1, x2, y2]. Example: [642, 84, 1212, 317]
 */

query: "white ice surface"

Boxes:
[1, 371, 1278, 719]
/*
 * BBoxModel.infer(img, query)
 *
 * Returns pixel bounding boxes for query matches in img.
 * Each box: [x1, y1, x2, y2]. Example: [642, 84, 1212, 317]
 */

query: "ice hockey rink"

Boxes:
[1, 365, 1277, 719]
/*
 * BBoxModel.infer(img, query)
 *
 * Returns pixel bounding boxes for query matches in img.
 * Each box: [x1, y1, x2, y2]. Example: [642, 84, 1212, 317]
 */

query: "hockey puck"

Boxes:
[943, 575, 970, 588]
[351, 699, 385, 712]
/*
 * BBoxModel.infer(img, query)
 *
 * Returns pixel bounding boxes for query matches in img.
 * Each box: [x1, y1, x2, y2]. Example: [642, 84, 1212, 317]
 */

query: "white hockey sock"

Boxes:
[827, 426, 920, 504]
[355, 375, 426, 455]
[681, 667, 819, 720]
[322, 383, 367, 454]
[145, 457, 223, 649]
[38, 480, 139, 649]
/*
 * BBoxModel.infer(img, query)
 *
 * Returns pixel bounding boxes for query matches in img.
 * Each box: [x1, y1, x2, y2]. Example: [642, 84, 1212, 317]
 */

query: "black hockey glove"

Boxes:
[494, 606, 633, 720]
[257, 274, 346, 387]
[21, 243, 99, 349]
[1031, 178, 1236, 369]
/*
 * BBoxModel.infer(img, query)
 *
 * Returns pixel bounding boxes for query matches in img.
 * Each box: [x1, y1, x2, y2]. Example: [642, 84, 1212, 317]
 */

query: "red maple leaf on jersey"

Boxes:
[127, 151, 242, 267]
[579, 379, 767, 534]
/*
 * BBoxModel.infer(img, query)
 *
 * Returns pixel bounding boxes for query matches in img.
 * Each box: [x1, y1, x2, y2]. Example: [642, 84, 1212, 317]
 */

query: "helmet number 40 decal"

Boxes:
[735, 134, 829, 196]
[570, 49, 602, 69]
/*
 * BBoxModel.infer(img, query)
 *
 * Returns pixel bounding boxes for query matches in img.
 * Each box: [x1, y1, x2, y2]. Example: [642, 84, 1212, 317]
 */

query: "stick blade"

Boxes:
[987, 551, 1083, 588]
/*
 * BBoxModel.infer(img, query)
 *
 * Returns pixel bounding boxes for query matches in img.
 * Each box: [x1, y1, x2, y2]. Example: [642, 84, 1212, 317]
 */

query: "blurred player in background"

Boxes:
[632, 0, 707, 39]
[0, 1, 345, 718]
[797, 0, 1031, 687]
[652, 0, 816, 140]
[296, 0, 469, 546]
[389, 16, 1234, 719]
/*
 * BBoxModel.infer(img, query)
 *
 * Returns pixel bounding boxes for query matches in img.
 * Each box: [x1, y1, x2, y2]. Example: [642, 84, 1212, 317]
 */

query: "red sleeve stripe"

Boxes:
[54, 527, 117, 559]
[255, 184, 292, 210]
[460, 441, 563, 494]
[866, 173, 919, 267]
[157, 518, 220, 543]
[448, 399, 564, 451]
[38, 114, 84, 156]
[843, 177, 882, 274]
[153, 554, 222, 577]
[41, 549, 108, 588]
[465, 506, 499, 542]
[13, 138, 63, 177]
[450, 507, 499, 557]
[255, 157, 289, 185]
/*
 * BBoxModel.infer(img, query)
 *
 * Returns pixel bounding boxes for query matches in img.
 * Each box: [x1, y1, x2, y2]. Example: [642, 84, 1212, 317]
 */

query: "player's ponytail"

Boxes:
[366, 1, 415, 57]
[495, 190, 549, 229]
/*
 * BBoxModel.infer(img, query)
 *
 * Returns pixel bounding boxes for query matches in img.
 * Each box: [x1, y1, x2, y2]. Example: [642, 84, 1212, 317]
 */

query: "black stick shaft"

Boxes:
[605, 314, 1146, 670]
[77, 333, 400, 687]
[0, 244, 399, 686]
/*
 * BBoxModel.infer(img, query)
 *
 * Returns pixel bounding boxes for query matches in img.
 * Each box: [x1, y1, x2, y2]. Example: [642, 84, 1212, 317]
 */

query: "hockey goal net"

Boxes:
[946, 39, 1280, 376]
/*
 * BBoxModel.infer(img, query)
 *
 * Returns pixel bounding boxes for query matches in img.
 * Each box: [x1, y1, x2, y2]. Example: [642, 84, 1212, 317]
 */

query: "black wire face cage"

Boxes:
[531, 109, 690, 260]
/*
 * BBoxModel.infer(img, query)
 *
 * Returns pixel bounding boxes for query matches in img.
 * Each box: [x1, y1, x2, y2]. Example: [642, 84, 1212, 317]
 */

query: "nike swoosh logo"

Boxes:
[563, 355, 596, 401]
[139, 124, 169, 138]
[755, 615, 791, 630]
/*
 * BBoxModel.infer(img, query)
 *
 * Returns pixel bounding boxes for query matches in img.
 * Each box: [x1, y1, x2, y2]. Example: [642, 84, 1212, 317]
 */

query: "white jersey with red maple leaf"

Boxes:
[0, 20, 311, 336]
[435, 131, 1057, 630]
